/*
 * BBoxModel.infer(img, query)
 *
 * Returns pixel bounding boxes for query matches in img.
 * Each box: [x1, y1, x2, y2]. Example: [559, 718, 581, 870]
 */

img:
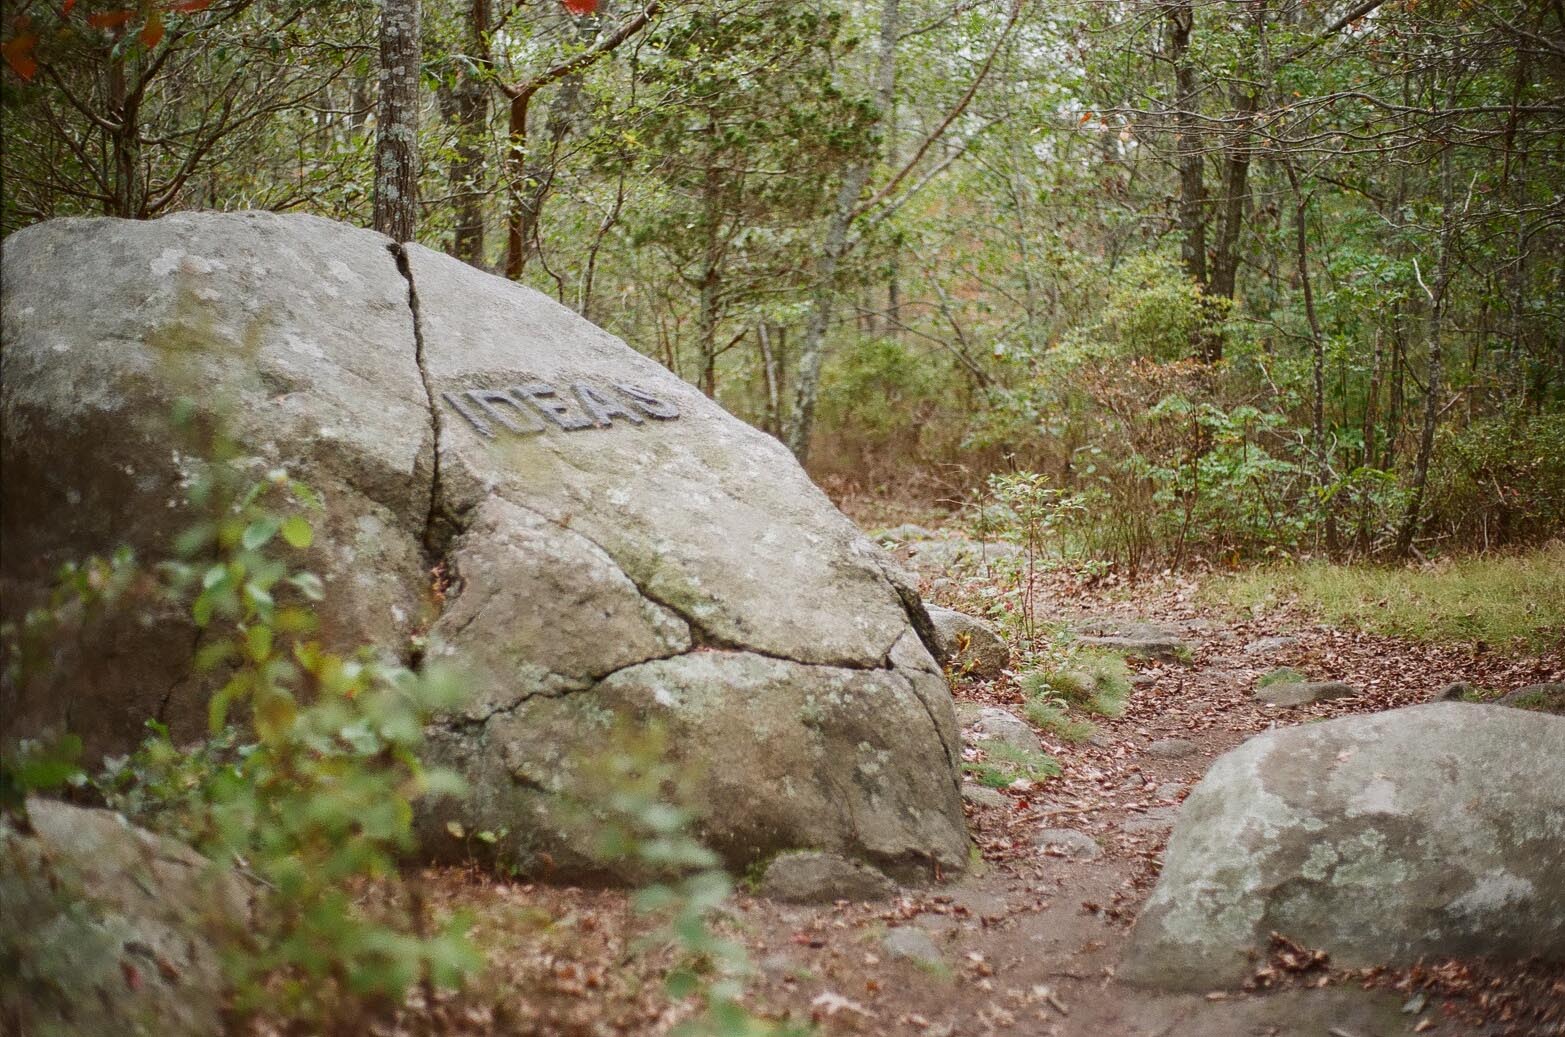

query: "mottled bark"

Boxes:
[373, 0, 421, 243]
[787, 0, 900, 463]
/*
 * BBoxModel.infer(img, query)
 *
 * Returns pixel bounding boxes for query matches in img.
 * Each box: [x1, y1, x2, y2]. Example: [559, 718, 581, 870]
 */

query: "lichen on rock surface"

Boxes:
[1122, 703, 1565, 990]
[1, 212, 968, 885]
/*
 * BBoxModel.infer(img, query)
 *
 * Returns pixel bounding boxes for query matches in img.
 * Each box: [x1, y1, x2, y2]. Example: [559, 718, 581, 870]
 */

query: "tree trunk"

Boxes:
[787, 0, 899, 464]
[373, 0, 422, 243]
[450, 0, 490, 265]
[1167, 0, 1206, 290]
[1284, 162, 1337, 553]
[1396, 151, 1457, 559]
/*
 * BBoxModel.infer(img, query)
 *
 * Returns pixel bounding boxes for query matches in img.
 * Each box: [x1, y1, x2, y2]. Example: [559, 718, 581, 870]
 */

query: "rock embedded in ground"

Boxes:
[901, 537, 1022, 575]
[961, 784, 1010, 810]
[1146, 737, 1197, 759]
[757, 850, 897, 904]
[1073, 618, 1188, 661]
[1123, 703, 1565, 990]
[1122, 806, 1181, 834]
[1498, 682, 1565, 715]
[925, 605, 1010, 678]
[1243, 635, 1297, 656]
[967, 706, 1041, 753]
[1, 799, 249, 1037]
[883, 926, 944, 966]
[1036, 828, 1102, 861]
[0, 213, 968, 884]
[1434, 681, 1478, 702]
[1253, 679, 1358, 707]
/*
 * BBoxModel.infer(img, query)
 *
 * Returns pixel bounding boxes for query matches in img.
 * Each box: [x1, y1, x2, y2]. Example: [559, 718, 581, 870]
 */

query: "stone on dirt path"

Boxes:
[1253, 679, 1358, 707]
[1072, 617, 1189, 661]
[757, 851, 897, 904]
[1123, 703, 1565, 990]
[1146, 737, 1197, 759]
[1498, 682, 1565, 714]
[883, 926, 944, 967]
[1036, 828, 1103, 861]
[925, 605, 1010, 678]
[967, 706, 1041, 753]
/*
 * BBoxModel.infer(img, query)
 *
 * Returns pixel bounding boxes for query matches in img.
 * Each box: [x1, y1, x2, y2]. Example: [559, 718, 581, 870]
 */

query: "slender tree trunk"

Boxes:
[1396, 151, 1457, 559]
[1207, 92, 1254, 302]
[787, 0, 899, 463]
[1284, 163, 1337, 553]
[374, 0, 422, 243]
[450, 0, 490, 265]
[759, 323, 782, 439]
[106, 53, 144, 218]
[1167, 0, 1206, 290]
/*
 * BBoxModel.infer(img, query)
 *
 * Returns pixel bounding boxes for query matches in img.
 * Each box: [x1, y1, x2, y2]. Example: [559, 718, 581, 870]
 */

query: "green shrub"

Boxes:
[1427, 412, 1565, 548]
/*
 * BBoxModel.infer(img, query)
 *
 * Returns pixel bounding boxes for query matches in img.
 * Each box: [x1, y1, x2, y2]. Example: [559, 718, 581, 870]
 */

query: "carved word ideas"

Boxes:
[441, 380, 680, 439]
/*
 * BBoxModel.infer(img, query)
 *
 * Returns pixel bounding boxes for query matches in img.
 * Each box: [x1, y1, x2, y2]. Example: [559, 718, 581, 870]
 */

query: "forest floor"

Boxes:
[392, 559, 1565, 1037]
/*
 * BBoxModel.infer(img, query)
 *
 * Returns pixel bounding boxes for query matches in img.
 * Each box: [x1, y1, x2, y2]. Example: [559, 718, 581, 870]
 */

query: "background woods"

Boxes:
[4, 0, 1562, 565]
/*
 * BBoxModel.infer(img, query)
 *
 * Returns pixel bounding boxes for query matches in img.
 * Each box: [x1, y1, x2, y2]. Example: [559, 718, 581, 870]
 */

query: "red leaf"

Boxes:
[561, 0, 596, 14]
[1, 33, 38, 81]
[166, 0, 213, 11]
[140, 11, 162, 46]
[62, 0, 77, 14]
[121, 960, 143, 991]
[87, 9, 135, 28]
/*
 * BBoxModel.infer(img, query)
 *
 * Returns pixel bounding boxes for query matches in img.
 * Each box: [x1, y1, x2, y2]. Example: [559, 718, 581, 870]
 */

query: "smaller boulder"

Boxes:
[1036, 828, 1102, 861]
[1, 799, 249, 1037]
[961, 785, 1009, 810]
[1498, 682, 1565, 715]
[1074, 618, 1188, 662]
[1243, 635, 1297, 656]
[883, 927, 944, 966]
[926, 606, 1011, 678]
[1255, 679, 1357, 707]
[1146, 737, 1197, 759]
[1434, 681, 1477, 702]
[967, 707, 1040, 753]
[903, 538, 1022, 575]
[757, 851, 897, 904]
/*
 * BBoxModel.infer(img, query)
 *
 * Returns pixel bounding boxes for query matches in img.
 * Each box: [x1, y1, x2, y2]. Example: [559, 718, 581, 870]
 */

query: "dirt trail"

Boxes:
[414, 572, 1563, 1037]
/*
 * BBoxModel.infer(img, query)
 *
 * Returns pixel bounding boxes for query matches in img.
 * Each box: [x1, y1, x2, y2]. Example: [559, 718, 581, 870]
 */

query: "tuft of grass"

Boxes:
[1019, 650, 1131, 718]
[1256, 666, 1307, 688]
[963, 742, 1061, 787]
[1206, 543, 1565, 654]
[1023, 698, 1097, 742]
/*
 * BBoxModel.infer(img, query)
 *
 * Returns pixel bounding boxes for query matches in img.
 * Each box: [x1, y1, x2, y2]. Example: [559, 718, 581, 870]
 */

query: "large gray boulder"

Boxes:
[1, 799, 248, 1037]
[1, 213, 967, 881]
[1123, 703, 1565, 989]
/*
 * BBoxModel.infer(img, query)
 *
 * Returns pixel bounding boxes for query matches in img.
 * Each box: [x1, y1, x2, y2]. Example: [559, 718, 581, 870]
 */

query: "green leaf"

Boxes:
[242, 517, 280, 550]
[288, 573, 325, 601]
[280, 515, 313, 549]
[246, 625, 274, 662]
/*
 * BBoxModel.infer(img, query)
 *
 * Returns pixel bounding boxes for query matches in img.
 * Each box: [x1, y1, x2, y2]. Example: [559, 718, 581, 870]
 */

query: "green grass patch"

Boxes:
[1206, 543, 1565, 654]
[1022, 698, 1097, 742]
[1256, 666, 1307, 688]
[962, 742, 1061, 787]
[1018, 649, 1131, 718]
